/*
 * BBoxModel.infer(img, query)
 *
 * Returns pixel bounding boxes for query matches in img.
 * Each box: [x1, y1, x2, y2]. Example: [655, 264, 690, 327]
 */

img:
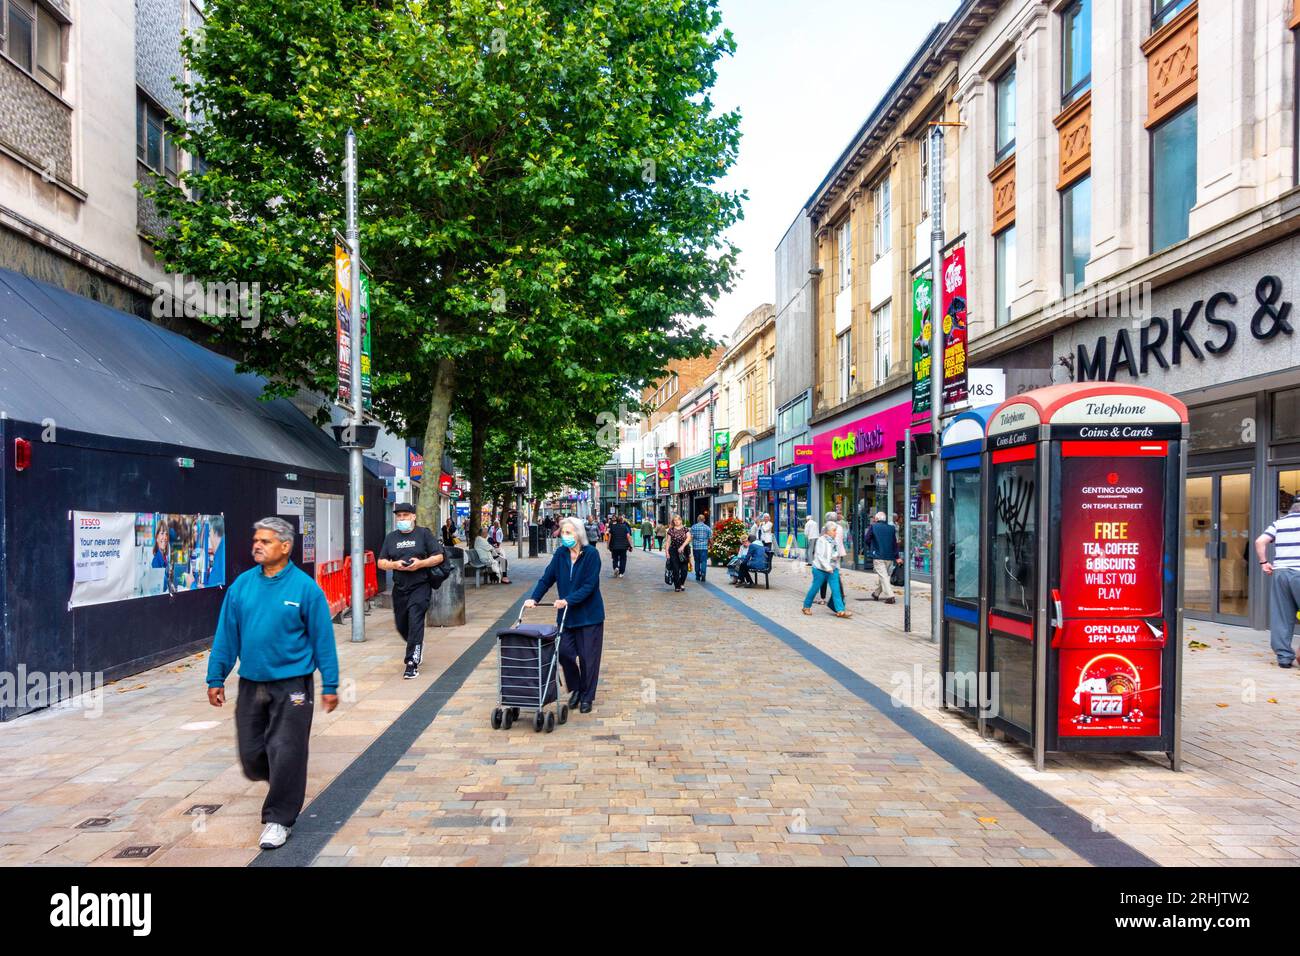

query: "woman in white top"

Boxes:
[802, 525, 851, 617]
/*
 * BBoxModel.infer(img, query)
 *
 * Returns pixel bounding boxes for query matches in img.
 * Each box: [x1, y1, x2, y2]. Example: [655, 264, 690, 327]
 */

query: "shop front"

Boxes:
[811, 396, 933, 573]
[1055, 234, 1300, 631]
[673, 449, 715, 523]
[770, 463, 812, 552]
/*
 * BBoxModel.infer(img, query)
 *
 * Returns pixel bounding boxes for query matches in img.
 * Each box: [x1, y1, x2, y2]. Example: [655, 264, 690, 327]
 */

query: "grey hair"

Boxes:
[1290, 499, 1300, 514]
[875, 511, 886, 521]
[824, 511, 837, 523]
[559, 516, 588, 547]
[254, 516, 296, 546]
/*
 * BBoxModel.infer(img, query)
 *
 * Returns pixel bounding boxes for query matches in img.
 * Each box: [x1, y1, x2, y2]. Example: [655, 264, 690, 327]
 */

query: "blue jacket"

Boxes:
[530, 544, 605, 627]
[868, 521, 899, 561]
[741, 541, 767, 571]
[205, 562, 340, 694]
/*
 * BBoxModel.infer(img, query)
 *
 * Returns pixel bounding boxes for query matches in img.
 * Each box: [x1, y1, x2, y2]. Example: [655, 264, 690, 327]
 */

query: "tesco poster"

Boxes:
[70, 511, 227, 609]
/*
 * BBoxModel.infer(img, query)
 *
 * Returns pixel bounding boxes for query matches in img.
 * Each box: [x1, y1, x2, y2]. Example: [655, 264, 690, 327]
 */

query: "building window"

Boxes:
[766, 355, 774, 426]
[837, 330, 852, 403]
[1062, 0, 1091, 105]
[1061, 175, 1091, 294]
[137, 95, 180, 185]
[995, 225, 1016, 328]
[837, 218, 852, 292]
[1151, 103, 1197, 252]
[1152, 0, 1193, 29]
[873, 176, 891, 256]
[3, 0, 64, 94]
[872, 301, 891, 385]
[995, 64, 1016, 162]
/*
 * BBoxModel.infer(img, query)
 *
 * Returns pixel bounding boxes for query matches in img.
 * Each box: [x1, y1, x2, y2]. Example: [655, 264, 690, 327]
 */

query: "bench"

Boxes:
[464, 549, 500, 588]
[728, 558, 770, 590]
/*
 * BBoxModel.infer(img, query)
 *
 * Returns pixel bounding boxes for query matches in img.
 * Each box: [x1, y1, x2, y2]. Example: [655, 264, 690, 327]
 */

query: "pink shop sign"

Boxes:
[811, 401, 932, 473]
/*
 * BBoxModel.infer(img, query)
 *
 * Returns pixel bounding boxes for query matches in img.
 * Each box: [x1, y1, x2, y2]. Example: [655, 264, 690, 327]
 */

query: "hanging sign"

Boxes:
[912, 272, 933, 415]
[940, 240, 969, 408]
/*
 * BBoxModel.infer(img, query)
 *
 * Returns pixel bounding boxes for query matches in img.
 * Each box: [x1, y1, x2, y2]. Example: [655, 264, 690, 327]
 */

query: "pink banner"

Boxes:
[811, 400, 932, 474]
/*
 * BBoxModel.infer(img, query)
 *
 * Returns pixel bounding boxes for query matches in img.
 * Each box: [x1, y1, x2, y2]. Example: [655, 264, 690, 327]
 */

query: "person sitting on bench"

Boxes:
[733, 534, 768, 587]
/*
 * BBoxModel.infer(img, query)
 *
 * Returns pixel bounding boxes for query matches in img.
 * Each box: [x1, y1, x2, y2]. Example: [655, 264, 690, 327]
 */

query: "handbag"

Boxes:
[890, 562, 904, 587]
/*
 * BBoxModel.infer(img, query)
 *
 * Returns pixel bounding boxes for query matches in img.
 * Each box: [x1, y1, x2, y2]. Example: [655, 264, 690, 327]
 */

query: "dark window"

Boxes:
[991, 457, 1036, 618]
[3, 0, 63, 93]
[1151, 103, 1197, 252]
[1061, 174, 1091, 294]
[137, 96, 179, 185]
[1273, 388, 1300, 444]
[1152, 0, 1193, 29]
[995, 64, 1016, 161]
[1062, 0, 1091, 105]
[1190, 397, 1255, 453]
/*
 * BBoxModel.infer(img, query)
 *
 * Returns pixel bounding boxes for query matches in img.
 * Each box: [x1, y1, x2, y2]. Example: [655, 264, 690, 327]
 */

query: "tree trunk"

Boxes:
[468, 407, 487, 541]
[417, 357, 456, 533]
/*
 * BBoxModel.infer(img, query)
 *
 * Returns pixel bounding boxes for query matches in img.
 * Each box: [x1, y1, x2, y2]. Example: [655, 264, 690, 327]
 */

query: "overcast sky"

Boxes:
[703, 0, 961, 342]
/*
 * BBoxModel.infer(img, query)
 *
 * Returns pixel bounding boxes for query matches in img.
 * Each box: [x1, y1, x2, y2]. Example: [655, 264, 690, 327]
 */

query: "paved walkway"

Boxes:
[309, 552, 1089, 867]
[1, 543, 1294, 866]
[0, 559, 546, 866]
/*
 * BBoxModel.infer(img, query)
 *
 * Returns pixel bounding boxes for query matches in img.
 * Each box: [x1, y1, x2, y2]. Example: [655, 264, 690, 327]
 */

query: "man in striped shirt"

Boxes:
[1255, 500, 1300, 668]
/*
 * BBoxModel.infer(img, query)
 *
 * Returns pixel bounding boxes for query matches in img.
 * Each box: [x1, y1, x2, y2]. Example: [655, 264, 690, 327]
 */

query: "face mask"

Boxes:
[396, 519, 414, 532]
[561, 534, 576, 548]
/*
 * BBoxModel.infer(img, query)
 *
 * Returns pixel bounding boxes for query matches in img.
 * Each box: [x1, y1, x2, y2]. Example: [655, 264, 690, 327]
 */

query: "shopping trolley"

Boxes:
[491, 602, 570, 733]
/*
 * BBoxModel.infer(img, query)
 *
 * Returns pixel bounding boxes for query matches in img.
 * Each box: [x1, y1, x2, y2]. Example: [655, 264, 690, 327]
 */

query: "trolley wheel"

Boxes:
[510, 707, 520, 720]
[533, 710, 546, 733]
[502, 709, 515, 730]
[558, 704, 569, 725]
[545, 712, 556, 733]
[491, 708, 503, 730]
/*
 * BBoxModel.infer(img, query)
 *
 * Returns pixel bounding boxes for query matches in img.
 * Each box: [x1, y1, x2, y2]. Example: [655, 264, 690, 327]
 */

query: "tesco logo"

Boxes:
[80, 518, 101, 529]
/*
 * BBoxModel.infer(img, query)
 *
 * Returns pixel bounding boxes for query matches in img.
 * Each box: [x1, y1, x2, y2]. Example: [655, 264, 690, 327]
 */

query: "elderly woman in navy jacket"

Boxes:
[524, 516, 605, 714]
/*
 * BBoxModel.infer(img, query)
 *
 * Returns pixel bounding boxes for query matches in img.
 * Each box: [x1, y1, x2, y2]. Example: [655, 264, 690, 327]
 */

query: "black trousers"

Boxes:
[737, 560, 755, 585]
[611, 548, 628, 574]
[642, 534, 651, 551]
[666, 550, 689, 588]
[392, 583, 431, 666]
[236, 675, 314, 827]
[559, 622, 604, 706]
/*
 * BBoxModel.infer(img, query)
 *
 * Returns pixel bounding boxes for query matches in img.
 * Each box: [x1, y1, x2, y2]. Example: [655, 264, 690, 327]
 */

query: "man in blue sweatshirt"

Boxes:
[206, 517, 339, 850]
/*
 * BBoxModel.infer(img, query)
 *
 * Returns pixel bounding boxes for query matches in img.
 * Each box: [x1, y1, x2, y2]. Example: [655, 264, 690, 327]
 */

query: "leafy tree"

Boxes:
[151, 0, 742, 533]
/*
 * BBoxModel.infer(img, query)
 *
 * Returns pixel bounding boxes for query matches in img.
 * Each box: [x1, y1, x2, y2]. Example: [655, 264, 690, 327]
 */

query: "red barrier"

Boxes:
[332, 550, 379, 617]
[316, 559, 347, 618]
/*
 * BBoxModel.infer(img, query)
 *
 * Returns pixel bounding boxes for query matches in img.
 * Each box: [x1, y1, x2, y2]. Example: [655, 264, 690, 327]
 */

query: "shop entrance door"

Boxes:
[1184, 471, 1252, 625]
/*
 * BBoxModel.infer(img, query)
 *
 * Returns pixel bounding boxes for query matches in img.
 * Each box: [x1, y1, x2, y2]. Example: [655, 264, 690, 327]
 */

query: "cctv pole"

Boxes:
[516, 440, 525, 561]
[345, 128, 365, 643]
[928, 123, 945, 646]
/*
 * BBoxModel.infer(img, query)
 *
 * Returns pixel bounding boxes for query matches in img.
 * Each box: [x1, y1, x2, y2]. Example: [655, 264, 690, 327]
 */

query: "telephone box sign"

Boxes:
[987, 402, 1041, 436]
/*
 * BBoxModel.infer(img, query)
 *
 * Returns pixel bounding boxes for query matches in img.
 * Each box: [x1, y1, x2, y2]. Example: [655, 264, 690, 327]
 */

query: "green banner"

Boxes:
[713, 430, 730, 484]
[359, 271, 373, 412]
[911, 273, 932, 415]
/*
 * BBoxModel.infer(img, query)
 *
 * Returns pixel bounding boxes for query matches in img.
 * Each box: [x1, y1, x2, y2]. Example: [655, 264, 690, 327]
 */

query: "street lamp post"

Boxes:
[928, 123, 946, 646]
[345, 129, 365, 644]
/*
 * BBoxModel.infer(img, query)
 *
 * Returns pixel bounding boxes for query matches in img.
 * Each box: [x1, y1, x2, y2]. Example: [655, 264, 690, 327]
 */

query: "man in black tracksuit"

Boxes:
[378, 502, 444, 679]
[607, 514, 631, 577]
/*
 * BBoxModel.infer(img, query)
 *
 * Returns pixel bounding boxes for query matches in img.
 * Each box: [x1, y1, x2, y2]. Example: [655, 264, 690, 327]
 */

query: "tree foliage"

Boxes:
[152, 0, 742, 530]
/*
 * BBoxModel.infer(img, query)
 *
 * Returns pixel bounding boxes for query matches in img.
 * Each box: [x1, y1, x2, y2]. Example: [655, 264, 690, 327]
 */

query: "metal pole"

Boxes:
[516, 440, 525, 560]
[903, 427, 912, 633]
[345, 128, 365, 644]
[928, 123, 945, 646]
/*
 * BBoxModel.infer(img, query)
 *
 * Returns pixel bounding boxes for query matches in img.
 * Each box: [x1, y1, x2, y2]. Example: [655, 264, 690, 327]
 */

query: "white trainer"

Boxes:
[259, 822, 291, 849]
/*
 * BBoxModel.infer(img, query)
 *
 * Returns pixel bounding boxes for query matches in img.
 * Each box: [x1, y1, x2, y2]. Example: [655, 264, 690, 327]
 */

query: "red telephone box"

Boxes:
[982, 383, 1188, 770]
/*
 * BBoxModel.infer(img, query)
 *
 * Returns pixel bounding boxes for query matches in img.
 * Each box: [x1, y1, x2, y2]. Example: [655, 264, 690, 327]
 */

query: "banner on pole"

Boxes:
[713, 430, 730, 483]
[911, 272, 932, 415]
[334, 243, 352, 407]
[940, 240, 969, 408]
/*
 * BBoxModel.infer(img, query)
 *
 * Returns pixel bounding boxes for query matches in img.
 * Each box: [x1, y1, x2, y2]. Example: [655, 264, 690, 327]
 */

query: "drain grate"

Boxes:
[185, 804, 222, 816]
[114, 845, 160, 860]
[76, 818, 112, 829]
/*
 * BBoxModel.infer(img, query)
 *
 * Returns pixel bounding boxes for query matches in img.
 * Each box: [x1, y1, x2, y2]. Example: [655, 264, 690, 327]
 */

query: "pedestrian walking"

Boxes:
[654, 519, 667, 550]
[803, 512, 818, 565]
[1257, 500, 1300, 667]
[759, 512, 774, 564]
[607, 513, 632, 577]
[378, 502, 447, 678]
[803, 524, 852, 617]
[205, 517, 339, 850]
[689, 513, 713, 582]
[441, 517, 456, 548]
[664, 514, 691, 591]
[525, 517, 605, 714]
[866, 510, 901, 604]
[640, 516, 654, 552]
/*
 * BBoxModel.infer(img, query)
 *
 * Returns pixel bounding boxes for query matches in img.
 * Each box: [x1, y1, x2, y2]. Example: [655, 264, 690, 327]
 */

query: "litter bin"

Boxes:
[429, 548, 466, 627]
[528, 524, 539, 557]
